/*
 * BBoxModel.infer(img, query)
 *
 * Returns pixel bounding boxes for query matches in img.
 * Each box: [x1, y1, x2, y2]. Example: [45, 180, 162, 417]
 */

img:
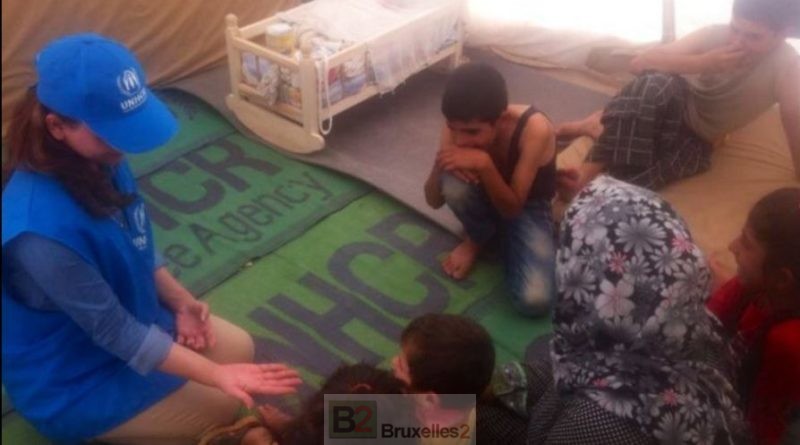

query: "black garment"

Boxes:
[476, 336, 654, 445]
[507, 106, 557, 202]
[586, 72, 712, 190]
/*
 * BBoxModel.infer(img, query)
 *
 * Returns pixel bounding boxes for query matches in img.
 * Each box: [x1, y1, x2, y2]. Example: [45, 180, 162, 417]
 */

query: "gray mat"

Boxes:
[168, 50, 611, 233]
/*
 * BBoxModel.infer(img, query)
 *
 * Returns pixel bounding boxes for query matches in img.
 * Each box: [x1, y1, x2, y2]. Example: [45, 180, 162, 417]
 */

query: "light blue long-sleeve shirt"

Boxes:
[2, 232, 173, 375]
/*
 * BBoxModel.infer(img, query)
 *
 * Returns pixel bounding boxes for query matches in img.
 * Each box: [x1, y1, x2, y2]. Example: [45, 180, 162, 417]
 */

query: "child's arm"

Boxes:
[425, 127, 450, 209]
[477, 114, 553, 219]
[776, 56, 800, 179]
[424, 163, 446, 209]
[630, 26, 744, 75]
[426, 126, 480, 208]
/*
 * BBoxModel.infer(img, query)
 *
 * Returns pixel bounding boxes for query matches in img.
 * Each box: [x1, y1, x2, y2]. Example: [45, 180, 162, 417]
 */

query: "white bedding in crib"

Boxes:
[278, 0, 463, 92]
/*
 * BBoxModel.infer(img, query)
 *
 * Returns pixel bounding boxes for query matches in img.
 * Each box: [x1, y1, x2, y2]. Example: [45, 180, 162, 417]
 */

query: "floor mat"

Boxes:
[127, 91, 370, 295]
[203, 192, 551, 402]
[169, 50, 612, 233]
[128, 89, 236, 178]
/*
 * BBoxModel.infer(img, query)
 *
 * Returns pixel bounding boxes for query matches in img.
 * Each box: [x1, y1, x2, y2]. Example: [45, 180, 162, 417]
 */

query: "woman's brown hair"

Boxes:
[2, 88, 133, 217]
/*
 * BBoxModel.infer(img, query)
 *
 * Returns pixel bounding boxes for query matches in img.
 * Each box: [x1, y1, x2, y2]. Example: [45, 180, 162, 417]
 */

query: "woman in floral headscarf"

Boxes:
[551, 175, 748, 444]
[479, 176, 748, 445]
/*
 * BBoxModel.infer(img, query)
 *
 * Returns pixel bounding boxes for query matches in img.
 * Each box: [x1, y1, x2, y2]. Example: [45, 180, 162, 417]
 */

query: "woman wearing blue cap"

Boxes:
[2, 34, 301, 444]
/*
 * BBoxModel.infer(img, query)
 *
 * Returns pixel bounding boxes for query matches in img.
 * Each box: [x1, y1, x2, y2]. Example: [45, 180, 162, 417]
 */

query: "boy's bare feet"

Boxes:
[556, 110, 604, 140]
[442, 238, 480, 280]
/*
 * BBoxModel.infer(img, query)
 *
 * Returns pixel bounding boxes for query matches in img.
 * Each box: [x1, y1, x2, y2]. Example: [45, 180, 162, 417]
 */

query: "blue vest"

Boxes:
[2, 162, 186, 444]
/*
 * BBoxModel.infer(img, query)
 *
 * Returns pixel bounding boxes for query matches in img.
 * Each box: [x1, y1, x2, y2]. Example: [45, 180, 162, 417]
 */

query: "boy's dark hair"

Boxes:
[281, 363, 408, 445]
[733, 0, 800, 33]
[748, 187, 800, 284]
[441, 62, 508, 123]
[401, 313, 495, 406]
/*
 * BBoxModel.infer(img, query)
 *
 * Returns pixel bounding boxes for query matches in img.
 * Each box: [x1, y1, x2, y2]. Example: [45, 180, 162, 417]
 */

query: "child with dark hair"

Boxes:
[425, 62, 557, 316]
[208, 363, 409, 445]
[708, 187, 800, 445]
[557, 0, 800, 197]
[392, 313, 494, 444]
[395, 313, 495, 398]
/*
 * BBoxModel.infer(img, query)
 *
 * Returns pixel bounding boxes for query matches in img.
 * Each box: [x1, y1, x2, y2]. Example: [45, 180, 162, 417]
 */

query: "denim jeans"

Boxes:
[440, 173, 556, 316]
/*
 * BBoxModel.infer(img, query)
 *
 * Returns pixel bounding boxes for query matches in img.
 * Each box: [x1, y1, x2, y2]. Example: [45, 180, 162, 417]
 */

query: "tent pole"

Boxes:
[662, 0, 676, 42]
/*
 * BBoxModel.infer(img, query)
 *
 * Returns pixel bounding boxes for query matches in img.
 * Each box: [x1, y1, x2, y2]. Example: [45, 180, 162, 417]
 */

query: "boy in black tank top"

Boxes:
[423, 63, 557, 316]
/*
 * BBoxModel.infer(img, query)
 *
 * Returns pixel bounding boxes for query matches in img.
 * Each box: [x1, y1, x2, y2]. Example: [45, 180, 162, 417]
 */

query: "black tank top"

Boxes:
[507, 106, 556, 202]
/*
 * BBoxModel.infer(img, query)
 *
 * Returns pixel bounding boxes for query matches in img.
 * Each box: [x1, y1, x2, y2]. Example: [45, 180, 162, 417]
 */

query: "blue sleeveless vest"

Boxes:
[2, 162, 185, 444]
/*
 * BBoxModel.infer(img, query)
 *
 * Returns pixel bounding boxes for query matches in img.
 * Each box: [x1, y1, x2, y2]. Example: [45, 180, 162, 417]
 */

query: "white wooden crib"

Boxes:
[225, 0, 465, 154]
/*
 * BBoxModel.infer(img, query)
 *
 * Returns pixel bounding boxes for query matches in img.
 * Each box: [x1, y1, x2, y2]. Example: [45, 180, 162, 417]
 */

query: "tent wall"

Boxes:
[1, 0, 299, 134]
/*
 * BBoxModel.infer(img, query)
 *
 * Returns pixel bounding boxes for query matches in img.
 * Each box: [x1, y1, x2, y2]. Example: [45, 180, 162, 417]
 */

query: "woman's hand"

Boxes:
[212, 363, 303, 408]
[175, 299, 215, 351]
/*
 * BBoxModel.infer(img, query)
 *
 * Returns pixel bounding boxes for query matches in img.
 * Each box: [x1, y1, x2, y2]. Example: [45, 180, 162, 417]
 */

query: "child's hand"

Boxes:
[709, 251, 735, 292]
[703, 43, 748, 73]
[452, 169, 480, 184]
[556, 168, 581, 202]
[436, 147, 490, 174]
[433, 155, 479, 184]
[257, 404, 295, 434]
[213, 363, 302, 408]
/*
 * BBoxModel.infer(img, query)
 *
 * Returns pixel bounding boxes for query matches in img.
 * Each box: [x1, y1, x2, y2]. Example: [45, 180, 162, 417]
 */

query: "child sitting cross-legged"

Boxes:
[708, 187, 800, 445]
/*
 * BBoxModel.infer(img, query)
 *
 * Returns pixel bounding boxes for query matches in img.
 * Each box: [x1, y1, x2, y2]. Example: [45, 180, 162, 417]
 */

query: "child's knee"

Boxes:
[510, 269, 554, 317]
[440, 173, 479, 209]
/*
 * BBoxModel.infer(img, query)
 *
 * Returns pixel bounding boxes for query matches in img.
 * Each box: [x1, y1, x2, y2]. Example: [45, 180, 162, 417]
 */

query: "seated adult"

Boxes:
[2, 34, 301, 445]
[477, 177, 750, 444]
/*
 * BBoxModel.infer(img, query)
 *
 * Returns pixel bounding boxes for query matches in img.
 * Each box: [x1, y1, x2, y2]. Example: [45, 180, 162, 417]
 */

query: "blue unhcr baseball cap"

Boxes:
[35, 33, 178, 154]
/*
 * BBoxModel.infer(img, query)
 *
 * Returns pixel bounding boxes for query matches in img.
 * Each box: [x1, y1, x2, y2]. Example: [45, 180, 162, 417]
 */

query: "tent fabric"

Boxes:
[1, 0, 299, 134]
[465, 0, 800, 81]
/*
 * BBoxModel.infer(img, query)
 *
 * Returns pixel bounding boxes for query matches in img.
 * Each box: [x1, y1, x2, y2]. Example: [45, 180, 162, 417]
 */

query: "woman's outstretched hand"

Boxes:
[212, 363, 302, 408]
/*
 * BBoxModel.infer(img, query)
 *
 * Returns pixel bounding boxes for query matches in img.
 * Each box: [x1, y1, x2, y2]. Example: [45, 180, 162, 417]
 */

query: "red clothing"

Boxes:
[707, 279, 800, 445]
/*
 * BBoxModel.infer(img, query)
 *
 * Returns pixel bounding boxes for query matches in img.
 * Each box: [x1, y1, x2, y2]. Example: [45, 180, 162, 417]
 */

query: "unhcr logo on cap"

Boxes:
[117, 68, 147, 113]
[118, 69, 141, 96]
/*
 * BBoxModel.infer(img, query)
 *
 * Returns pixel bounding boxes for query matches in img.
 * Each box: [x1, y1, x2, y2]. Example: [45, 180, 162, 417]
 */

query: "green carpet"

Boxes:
[128, 89, 236, 178]
[131, 90, 369, 295]
[203, 192, 550, 402]
[137, 131, 368, 294]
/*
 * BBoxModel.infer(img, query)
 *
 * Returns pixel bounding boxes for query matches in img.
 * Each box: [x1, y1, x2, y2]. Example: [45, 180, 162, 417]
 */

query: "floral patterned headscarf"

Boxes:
[553, 176, 747, 444]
